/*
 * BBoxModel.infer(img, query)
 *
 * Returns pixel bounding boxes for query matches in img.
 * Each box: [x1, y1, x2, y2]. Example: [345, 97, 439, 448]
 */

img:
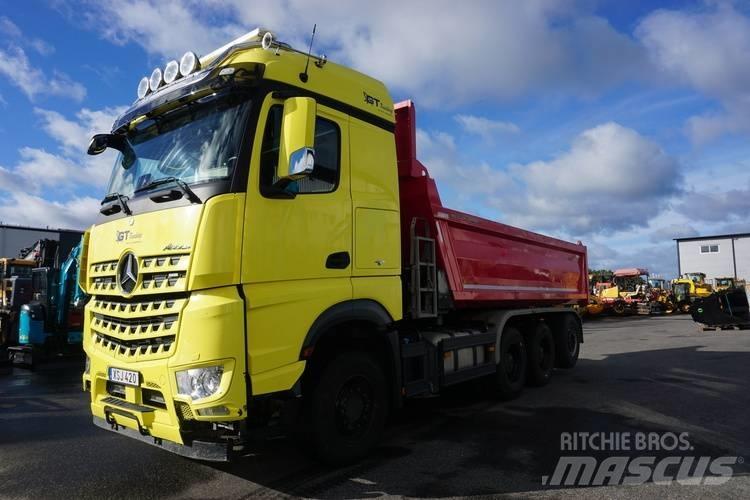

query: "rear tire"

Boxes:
[303, 352, 388, 464]
[496, 327, 527, 399]
[526, 322, 555, 386]
[554, 315, 581, 369]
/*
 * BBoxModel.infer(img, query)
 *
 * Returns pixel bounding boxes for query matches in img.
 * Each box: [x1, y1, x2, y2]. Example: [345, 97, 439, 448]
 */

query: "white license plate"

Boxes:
[108, 367, 140, 386]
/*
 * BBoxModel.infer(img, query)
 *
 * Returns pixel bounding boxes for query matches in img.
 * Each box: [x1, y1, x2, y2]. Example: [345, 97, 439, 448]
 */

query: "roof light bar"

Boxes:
[134, 28, 279, 100]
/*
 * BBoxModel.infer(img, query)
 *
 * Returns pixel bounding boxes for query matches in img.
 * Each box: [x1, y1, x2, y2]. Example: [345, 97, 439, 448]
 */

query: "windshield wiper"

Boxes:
[100, 192, 132, 216]
[135, 176, 201, 203]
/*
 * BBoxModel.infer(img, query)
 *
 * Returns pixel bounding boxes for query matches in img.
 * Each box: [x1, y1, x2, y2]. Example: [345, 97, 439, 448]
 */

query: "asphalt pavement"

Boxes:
[1, 315, 749, 499]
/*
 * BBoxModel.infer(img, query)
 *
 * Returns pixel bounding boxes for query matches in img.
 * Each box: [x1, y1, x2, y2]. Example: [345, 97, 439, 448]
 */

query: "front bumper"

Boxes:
[93, 416, 235, 462]
[84, 286, 249, 448]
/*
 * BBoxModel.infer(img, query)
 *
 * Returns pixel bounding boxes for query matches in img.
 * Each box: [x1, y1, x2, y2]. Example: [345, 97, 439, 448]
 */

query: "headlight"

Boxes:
[175, 366, 223, 400]
[84, 355, 90, 374]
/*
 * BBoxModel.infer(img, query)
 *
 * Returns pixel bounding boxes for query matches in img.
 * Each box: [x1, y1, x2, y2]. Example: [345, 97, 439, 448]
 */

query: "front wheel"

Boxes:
[303, 352, 388, 464]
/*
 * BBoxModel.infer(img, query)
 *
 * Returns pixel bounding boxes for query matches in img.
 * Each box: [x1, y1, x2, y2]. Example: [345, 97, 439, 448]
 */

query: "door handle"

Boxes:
[326, 252, 350, 269]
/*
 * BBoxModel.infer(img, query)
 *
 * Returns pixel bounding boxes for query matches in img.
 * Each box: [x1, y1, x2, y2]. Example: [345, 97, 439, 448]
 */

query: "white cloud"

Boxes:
[501, 122, 682, 234]
[0, 16, 56, 55]
[0, 192, 100, 230]
[0, 105, 125, 229]
[455, 114, 520, 141]
[71, 0, 647, 107]
[0, 45, 86, 101]
[649, 223, 698, 243]
[417, 128, 512, 197]
[0, 16, 22, 38]
[637, 3, 750, 143]
[675, 182, 750, 223]
[418, 121, 681, 236]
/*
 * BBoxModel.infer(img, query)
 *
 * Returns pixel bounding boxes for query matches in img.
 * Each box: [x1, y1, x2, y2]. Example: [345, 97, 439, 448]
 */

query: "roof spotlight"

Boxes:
[137, 76, 150, 99]
[261, 32, 274, 50]
[179, 51, 200, 77]
[163, 60, 179, 84]
[149, 67, 163, 92]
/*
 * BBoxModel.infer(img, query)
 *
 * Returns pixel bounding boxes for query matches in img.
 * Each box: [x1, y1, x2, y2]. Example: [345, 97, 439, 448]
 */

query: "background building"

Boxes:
[0, 224, 83, 266]
[675, 232, 750, 283]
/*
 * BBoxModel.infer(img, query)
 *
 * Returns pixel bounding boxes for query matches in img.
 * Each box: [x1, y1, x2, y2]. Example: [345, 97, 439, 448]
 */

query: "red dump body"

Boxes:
[395, 101, 588, 309]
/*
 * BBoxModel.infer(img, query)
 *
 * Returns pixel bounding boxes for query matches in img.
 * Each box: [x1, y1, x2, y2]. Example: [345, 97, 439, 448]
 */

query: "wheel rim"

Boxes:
[334, 375, 374, 438]
[504, 343, 523, 382]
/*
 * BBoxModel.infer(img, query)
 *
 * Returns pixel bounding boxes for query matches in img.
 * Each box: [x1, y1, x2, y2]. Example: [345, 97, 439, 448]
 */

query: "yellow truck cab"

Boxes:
[82, 29, 588, 463]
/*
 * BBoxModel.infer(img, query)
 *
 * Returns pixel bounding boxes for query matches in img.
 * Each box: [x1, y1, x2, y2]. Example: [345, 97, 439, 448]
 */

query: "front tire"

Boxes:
[526, 322, 556, 386]
[304, 352, 388, 464]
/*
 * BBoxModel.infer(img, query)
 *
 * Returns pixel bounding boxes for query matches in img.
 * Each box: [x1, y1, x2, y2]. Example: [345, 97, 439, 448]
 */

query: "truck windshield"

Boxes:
[105, 92, 252, 199]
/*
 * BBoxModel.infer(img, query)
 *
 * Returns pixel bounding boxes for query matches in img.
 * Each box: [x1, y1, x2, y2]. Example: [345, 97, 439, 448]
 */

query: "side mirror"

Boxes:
[87, 133, 136, 170]
[87, 134, 109, 155]
[277, 97, 316, 181]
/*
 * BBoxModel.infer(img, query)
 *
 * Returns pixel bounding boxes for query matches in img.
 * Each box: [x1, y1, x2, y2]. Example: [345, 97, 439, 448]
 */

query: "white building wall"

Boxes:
[735, 237, 750, 281]
[678, 238, 734, 280]
[677, 236, 750, 282]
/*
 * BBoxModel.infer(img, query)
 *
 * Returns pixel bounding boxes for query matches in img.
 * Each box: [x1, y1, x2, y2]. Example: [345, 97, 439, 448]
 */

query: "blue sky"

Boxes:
[1, 0, 749, 278]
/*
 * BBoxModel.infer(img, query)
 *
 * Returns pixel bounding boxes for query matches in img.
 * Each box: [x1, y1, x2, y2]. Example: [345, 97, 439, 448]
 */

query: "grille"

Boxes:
[93, 312, 178, 335]
[88, 253, 190, 296]
[175, 401, 194, 421]
[93, 331, 175, 356]
[88, 293, 187, 360]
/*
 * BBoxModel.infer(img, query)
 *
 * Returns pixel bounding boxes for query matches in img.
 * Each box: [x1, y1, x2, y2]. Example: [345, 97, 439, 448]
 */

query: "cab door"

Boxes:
[241, 95, 352, 381]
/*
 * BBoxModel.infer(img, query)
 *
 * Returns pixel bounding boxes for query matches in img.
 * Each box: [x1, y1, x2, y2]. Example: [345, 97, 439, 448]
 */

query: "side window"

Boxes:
[259, 105, 341, 195]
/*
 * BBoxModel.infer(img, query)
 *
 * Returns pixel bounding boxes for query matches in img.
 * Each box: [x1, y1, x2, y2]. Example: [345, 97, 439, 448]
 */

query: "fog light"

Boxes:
[175, 365, 223, 401]
[196, 405, 230, 417]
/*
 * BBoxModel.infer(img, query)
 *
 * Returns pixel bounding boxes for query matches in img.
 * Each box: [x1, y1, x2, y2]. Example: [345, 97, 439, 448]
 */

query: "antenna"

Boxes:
[299, 24, 316, 83]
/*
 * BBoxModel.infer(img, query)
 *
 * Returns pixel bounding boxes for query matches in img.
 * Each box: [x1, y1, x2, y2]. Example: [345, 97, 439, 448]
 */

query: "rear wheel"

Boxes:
[554, 315, 581, 369]
[526, 322, 556, 386]
[303, 352, 388, 464]
[496, 326, 527, 399]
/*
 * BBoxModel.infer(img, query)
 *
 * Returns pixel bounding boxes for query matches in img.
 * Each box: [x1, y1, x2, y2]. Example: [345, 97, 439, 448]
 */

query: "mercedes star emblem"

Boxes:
[117, 252, 138, 294]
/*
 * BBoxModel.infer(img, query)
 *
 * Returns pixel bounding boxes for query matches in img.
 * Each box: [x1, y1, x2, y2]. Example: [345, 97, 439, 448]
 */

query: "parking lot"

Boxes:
[1, 315, 749, 499]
